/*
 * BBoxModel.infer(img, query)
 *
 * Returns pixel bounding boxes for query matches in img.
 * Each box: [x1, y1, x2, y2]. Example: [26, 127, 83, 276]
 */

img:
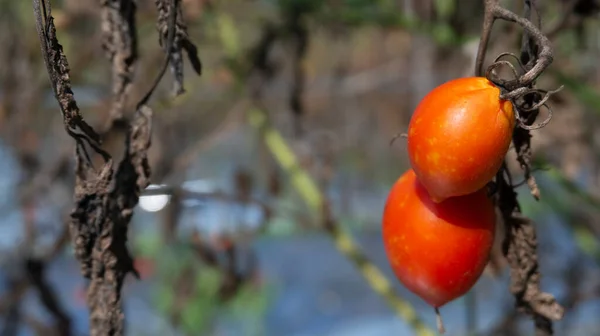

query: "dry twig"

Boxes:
[100, 0, 137, 124]
[154, 0, 202, 96]
[476, 1, 565, 334]
[24, 259, 71, 336]
[32, 0, 200, 334]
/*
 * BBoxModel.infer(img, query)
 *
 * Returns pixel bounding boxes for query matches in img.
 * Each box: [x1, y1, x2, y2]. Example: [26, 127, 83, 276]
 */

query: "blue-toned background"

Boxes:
[1, 0, 600, 335]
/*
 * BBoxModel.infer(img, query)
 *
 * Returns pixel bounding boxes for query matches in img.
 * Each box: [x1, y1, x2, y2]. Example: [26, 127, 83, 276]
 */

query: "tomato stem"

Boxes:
[435, 307, 446, 334]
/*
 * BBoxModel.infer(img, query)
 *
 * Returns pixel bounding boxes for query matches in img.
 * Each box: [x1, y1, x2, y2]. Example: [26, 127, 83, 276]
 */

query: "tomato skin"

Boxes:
[407, 77, 515, 202]
[382, 169, 495, 308]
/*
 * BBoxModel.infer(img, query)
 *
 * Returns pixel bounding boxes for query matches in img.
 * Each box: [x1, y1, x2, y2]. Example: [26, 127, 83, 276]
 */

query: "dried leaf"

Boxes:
[154, 0, 202, 95]
[100, 0, 138, 122]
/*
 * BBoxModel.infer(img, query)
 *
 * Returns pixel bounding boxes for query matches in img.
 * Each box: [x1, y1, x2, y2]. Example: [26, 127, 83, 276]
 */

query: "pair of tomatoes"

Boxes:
[383, 78, 515, 318]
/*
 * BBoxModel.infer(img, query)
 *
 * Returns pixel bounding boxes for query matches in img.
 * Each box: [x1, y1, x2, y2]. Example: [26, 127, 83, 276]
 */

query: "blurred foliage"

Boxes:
[4, 0, 600, 334]
[136, 231, 271, 335]
[148, 0, 600, 333]
[554, 71, 600, 116]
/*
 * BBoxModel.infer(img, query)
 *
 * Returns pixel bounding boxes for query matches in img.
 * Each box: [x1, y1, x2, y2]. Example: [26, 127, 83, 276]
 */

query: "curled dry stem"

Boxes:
[494, 52, 527, 73]
[153, 0, 202, 96]
[476, 0, 552, 89]
[32, 0, 197, 334]
[100, 0, 137, 124]
[475, 1, 565, 335]
[477, 0, 560, 202]
[485, 56, 563, 131]
[476, 0, 561, 134]
[486, 60, 521, 82]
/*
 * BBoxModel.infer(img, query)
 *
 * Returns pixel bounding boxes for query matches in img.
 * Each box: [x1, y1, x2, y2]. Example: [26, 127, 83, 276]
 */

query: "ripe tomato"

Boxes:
[407, 77, 515, 202]
[382, 169, 495, 308]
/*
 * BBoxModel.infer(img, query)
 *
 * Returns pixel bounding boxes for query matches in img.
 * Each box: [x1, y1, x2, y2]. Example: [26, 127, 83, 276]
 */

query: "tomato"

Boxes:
[382, 169, 495, 308]
[407, 77, 515, 202]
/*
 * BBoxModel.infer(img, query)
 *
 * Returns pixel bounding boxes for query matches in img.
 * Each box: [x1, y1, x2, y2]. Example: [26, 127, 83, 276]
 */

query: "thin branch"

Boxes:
[153, 0, 202, 96]
[475, 0, 497, 77]
[100, 0, 138, 125]
[32, 0, 109, 165]
[475, 1, 565, 335]
[495, 171, 564, 335]
[476, 0, 553, 90]
[25, 259, 71, 336]
[32, 0, 200, 335]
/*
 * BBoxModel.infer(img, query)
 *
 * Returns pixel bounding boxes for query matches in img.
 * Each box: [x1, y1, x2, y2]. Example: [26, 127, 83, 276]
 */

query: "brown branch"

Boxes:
[33, 0, 109, 164]
[32, 0, 200, 335]
[0, 6, 73, 331]
[476, 0, 553, 90]
[495, 166, 564, 336]
[25, 259, 71, 336]
[475, 1, 565, 335]
[0, 257, 75, 336]
[474, 0, 497, 77]
[479, 0, 564, 198]
[100, 0, 138, 126]
[512, 0, 544, 199]
[153, 0, 202, 96]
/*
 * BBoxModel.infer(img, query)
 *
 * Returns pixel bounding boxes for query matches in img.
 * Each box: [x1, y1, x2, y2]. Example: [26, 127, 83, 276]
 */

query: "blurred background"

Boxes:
[1, 0, 600, 335]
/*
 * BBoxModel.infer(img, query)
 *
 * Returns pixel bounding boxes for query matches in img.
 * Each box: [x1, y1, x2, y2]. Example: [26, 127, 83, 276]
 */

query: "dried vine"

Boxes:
[154, 0, 202, 96]
[100, 0, 137, 125]
[32, 0, 201, 335]
[476, 0, 564, 335]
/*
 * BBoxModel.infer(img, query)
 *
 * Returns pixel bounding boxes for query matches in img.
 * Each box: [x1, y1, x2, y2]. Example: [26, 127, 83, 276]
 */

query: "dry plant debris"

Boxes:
[476, 1, 565, 335]
[32, 0, 201, 334]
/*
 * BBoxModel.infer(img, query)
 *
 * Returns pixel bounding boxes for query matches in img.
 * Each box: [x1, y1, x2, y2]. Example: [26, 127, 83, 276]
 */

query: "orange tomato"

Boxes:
[382, 169, 495, 308]
[407, 77, 515, 202]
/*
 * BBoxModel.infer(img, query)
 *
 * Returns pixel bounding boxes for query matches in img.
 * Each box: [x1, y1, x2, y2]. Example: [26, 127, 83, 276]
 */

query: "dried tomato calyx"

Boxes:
[484, 53, 563, 131]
